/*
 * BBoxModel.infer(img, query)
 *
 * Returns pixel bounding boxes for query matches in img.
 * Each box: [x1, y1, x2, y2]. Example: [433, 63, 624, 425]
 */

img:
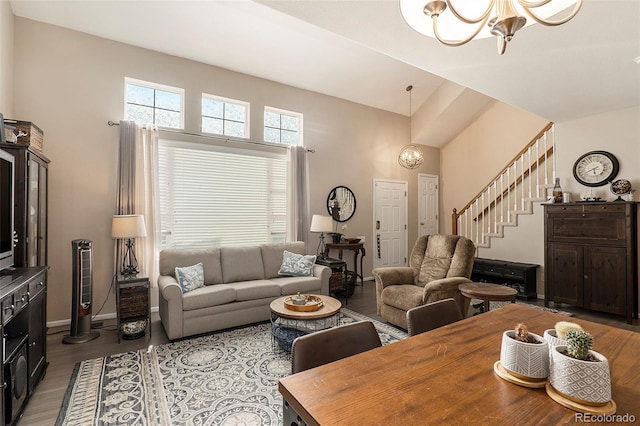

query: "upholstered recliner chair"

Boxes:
[373, 234, 475, 330]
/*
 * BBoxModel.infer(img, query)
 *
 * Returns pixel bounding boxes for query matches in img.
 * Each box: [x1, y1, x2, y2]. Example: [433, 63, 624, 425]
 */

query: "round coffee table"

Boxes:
[459, 282, 517, 313]
[270, 294, 341, 351]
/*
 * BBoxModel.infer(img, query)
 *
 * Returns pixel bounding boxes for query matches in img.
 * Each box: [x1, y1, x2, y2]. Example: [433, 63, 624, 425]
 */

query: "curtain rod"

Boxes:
[107, 121, 315, 153]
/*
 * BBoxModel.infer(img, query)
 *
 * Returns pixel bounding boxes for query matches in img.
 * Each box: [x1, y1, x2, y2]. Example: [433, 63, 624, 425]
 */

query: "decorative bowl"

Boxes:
[344, 238, 361, 244]
[121, 319, 148, 340]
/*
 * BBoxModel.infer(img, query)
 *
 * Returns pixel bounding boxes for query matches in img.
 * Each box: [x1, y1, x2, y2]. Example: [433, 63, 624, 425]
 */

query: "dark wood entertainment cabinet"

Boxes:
[0, 267, 47, 426]
[544, 202, 639, 324]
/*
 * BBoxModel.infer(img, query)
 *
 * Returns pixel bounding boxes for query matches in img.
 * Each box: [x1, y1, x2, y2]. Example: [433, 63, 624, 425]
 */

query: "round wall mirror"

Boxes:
[327, 186, 356, 223]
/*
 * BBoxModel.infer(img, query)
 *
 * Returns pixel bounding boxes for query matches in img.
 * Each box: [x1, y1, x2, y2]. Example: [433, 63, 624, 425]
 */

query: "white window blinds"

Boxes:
[158, 139, 288, 248]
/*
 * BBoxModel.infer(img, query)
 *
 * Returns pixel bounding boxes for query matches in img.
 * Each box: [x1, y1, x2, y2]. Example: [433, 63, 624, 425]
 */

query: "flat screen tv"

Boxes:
[0, 148, 15, 272]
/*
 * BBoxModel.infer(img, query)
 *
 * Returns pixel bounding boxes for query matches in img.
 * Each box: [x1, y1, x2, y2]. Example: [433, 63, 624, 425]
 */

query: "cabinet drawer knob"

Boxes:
[30, 341, 37, 347]
[584, 275, 589, 280]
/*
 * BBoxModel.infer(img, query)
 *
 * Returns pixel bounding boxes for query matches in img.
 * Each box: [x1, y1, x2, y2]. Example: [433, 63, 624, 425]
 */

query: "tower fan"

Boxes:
[63, 240, 100, 344]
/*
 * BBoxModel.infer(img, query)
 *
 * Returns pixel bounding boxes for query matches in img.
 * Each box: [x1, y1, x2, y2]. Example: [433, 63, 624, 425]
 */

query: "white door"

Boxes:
[418, 174, 439, 236]
[373, 179, 407, 269]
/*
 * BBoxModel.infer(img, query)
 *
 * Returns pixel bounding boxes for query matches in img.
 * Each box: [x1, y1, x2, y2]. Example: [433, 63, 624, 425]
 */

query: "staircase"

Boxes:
[452, 122, 555, 248]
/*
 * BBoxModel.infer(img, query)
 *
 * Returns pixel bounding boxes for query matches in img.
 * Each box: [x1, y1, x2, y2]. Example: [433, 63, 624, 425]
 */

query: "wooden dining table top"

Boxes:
[278, 304, 640, 425]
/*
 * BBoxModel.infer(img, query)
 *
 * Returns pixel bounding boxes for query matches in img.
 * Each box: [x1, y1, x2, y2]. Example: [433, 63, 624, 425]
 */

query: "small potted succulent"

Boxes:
[549, 329, 611, 406]
[544, 321, 583, 352]
[499, 323, 549, 381]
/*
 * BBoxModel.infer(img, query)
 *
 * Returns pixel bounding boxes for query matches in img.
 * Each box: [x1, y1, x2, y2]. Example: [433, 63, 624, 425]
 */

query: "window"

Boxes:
[157, 140, 288, 249]
[264, 107, 302, 146]
[201, 94, 249, 138]
[125, 78, 184, 129]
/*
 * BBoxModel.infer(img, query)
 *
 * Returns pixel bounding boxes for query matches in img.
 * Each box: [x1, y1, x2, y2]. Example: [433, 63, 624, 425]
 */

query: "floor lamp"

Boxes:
[112, 214, 147, 276]
[310, 215, 333, 259]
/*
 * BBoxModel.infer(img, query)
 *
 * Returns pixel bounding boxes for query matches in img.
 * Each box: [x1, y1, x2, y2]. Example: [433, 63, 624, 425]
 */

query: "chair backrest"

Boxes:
[408, 234, 475, 284]
[406, 298, 464, 337]
[291, 321, 382, 374]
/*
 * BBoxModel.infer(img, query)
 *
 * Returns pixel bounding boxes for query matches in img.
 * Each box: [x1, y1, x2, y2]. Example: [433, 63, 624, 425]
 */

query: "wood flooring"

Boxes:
[18, 281, 638, 425]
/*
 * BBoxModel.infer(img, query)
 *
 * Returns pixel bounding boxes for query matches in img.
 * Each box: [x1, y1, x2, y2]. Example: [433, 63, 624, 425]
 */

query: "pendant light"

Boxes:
[398, 85, 424, 170]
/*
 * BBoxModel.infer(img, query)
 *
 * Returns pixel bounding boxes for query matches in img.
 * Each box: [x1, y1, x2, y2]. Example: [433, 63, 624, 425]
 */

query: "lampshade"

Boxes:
[310, 215, 334, 233]
[112, 214, 147, 239]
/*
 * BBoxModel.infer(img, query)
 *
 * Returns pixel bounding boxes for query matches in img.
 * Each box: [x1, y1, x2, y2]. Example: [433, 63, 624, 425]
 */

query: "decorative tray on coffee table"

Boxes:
[284, 295, 324, 312]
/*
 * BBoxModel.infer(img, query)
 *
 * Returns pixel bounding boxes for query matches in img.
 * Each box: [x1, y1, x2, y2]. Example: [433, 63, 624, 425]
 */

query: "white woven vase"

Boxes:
[549, 346, 611, 405]
[500, 330, 549, 380]
[543, 329, 565, 361]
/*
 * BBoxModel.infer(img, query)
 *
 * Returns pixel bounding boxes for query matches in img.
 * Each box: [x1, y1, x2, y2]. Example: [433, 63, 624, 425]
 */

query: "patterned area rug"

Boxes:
[56, 309, 407, 426]
[468, 299, 574, 316]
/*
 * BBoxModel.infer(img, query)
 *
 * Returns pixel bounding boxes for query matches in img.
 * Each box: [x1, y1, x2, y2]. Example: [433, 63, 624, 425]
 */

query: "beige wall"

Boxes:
[12, 18, 438, 323]
[440, 102, 549, 233]
[477, 106, 640, 311]
[0, 0, 13, 116]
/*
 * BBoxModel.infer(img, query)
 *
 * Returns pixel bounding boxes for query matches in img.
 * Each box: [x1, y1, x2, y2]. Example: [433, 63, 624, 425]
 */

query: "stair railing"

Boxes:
[452, 122, 555, 248]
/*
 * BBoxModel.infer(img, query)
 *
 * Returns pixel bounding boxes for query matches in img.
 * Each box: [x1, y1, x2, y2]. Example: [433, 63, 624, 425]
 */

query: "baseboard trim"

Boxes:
[47, 306, 159, 329]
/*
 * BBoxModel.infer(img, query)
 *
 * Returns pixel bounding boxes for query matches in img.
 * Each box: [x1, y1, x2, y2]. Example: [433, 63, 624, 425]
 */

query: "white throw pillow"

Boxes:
[175, 262, 205, 293]
[278, 251, 316, 277]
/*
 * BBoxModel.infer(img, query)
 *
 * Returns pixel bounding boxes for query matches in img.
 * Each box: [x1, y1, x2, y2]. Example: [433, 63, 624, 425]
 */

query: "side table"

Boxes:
[324, 242, 366, 286]
[459, 282, 517, 314]
[316, 257, 354, 303]
[116, 275, 151, 343]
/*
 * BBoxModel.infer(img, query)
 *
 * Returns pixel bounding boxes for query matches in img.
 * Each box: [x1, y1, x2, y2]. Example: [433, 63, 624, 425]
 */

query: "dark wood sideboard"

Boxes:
[0, 267, 48, 426]
[544, 202, 638, 324]
[471, 257, 538, 300]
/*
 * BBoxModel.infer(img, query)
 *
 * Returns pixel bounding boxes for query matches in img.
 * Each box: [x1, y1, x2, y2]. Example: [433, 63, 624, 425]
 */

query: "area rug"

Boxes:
[56, 309, 407, 426]
[468, 299, 574, 317]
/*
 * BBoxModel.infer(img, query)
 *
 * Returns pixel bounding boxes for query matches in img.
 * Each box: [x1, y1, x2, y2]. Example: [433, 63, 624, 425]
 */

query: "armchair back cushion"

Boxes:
[412, 235, 475, 285]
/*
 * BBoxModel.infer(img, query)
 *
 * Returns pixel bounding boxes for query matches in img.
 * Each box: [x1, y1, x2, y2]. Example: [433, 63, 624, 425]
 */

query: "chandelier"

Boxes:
[398, 85, 424, 170]
[400, 0, 583, 55]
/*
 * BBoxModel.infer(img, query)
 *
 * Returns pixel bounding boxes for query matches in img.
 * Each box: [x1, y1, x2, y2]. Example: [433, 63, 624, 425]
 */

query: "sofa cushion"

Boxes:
[159, 248, 223, 285]
[419, 235, 455, 284]
[381, 285, 424, 311]
[182, 284, 237, 311]
[175, 262, 205, 293]
[271, 276, 322, 296]
[227, 280, 282, 301]
[221, 246, 265, 283]
[261, 242, 306, 279]
[278, 250, 317, 277]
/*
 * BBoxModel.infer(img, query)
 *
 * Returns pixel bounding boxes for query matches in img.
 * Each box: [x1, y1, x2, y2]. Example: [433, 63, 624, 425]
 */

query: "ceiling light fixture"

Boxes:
[400, 0, 583, 55]
[398, 85, 424, 170]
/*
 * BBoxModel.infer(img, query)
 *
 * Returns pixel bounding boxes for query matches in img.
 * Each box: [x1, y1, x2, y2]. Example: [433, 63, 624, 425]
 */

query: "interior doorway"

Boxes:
[418, 174, 439, 236]
[373, 179, 408, 269]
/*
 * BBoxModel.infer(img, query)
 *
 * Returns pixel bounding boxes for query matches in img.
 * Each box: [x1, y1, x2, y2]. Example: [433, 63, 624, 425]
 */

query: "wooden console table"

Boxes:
[324, 243, 365, 285]
[279, 304, 640, 425]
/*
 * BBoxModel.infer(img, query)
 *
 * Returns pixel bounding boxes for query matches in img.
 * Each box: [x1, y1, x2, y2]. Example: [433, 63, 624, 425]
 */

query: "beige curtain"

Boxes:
[287, 146, 310, 245]
[117, 120, 159, 286]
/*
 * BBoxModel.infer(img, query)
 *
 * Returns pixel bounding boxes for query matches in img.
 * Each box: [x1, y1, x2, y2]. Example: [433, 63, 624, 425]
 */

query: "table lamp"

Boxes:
[310, 214, 334, 259]
[112, 214, 147, 276]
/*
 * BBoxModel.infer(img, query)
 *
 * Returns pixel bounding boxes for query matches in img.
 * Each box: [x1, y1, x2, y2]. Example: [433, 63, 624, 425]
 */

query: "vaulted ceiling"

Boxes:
[9, 0, 640, 147]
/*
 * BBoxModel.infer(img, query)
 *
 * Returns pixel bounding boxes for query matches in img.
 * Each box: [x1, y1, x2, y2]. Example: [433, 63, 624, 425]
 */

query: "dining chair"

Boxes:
[290, 321, 382, 374]
[406, 298, 464, 337]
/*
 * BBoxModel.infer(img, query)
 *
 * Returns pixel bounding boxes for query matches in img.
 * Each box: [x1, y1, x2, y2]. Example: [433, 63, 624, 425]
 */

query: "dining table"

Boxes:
[279, 304, 640, 425]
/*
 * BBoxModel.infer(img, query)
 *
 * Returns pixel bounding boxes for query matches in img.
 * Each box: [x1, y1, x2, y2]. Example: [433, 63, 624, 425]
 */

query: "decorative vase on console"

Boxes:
[328, 233, 343, 244]
[552, 178, 563, 203]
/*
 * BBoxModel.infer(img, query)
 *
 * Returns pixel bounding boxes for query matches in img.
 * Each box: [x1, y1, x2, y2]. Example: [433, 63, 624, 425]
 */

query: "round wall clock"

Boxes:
[572, 150, 619, 187]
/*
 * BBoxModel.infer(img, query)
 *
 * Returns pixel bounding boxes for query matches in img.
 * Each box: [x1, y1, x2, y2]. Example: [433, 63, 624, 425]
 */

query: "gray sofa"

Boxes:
[158, 241, 330, 340]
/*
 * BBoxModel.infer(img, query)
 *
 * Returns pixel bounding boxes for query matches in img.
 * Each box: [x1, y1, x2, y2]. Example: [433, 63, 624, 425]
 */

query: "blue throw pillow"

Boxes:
[175, 262, 205, 293]
[278, 251, 317, 277]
